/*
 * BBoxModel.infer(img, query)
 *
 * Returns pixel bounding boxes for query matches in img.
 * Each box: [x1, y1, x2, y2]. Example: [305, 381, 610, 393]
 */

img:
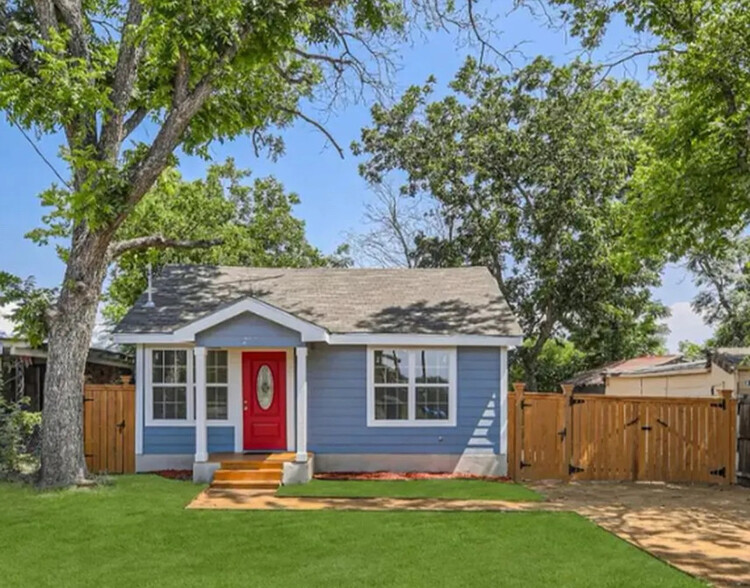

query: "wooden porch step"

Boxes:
[211, 479, 279, 490]
[213, 468, 283, 482]
[220, 461, 284, 471]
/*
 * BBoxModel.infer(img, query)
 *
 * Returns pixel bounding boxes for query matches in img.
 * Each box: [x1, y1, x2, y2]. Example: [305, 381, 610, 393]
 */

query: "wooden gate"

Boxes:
[739, 394, 750, 487]
[509, 385, 737, 484]
[83, 383, 135, 474]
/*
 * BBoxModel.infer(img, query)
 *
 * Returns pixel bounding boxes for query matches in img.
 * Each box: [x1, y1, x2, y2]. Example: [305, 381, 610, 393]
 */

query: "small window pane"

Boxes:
[374, 350, 409, 384]
[207, 350, 228, 384]
[416, 386, 449, 420]
[374, 386, 408, 420]
[152, 385, 187, 420]
[415, 350, 450, 384]
[207, 386, 228, 420]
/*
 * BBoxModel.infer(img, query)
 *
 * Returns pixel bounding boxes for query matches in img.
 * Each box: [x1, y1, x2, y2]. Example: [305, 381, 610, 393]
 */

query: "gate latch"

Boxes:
[520, 460, 531, 469]
[641, 425, 653, 431]
[710, 467, 726, 478]
[558, 427, 567, 440]
[116, 420, 126, 430]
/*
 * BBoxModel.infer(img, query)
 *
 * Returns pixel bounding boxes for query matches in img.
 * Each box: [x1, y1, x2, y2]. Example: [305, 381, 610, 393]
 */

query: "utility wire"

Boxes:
[8, 115, 72, 190]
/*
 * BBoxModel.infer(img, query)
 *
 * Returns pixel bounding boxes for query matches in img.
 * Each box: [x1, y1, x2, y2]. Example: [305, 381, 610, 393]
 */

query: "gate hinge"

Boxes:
[710, 399, 726, 410]
[570, 397, 585, 406]
[520, 400, 532, 410]
[84, 453, 94, 458]
[710, 466, 726, 478]
[83, 397, 95, 403]
[569, 464, 584, 475]
[520, 460, 531, 469]
[558, 427, 567, 440]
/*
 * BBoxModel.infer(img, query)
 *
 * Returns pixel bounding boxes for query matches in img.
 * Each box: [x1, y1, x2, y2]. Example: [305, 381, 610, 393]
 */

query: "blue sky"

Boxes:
[0, 3, 712, 350]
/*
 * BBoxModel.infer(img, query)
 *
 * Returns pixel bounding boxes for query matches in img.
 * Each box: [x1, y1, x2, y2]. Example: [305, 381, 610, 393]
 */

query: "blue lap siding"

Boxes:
[307, 346, 500, 454]
[143, 426, 234, 454]
[195, 311, 301, 347]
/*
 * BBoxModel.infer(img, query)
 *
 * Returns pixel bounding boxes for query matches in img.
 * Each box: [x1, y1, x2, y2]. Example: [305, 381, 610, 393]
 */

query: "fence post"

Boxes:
[512, 382, 526, 477]
[720, 389, 736, 485]
[561, 384, 574, 480]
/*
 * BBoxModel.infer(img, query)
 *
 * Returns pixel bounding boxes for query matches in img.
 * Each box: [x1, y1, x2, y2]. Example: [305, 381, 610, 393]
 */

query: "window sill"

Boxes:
[366, 419, 456, 428]
[145, 419, 232, 427]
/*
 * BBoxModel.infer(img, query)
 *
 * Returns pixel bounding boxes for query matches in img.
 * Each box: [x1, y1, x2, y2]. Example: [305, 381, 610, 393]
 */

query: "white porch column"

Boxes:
[295, 346, 308, 463]
[194, 346, 208, 463]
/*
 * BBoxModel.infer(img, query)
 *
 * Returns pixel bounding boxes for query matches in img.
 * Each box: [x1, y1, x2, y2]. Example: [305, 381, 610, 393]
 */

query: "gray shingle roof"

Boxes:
[115, 265, 521, 337]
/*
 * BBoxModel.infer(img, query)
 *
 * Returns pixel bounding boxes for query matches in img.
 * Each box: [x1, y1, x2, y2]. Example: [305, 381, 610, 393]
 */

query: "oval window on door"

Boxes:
[256, 365, 274, 410]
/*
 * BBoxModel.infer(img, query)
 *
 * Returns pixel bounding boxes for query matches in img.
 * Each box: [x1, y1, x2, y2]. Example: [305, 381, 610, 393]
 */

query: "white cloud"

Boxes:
[663, 301, 714, 353]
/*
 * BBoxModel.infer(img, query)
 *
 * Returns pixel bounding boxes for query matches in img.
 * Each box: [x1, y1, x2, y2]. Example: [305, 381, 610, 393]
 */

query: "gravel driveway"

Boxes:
[531, 481, 750, 587]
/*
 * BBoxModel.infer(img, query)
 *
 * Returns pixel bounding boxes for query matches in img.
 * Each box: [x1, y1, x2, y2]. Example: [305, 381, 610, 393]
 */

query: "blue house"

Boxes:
[114, 265, 522, 484]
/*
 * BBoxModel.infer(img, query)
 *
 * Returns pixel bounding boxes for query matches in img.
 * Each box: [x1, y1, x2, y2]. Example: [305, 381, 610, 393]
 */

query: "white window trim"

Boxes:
[145, 348, 194, 427]
[145, 347, 232, 427]
[204, 350, 230, 423]
[366, 346, 457, 427]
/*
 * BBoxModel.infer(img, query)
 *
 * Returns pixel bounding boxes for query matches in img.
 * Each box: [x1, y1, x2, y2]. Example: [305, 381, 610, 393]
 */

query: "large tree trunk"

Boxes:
[40, 227, 110, 488]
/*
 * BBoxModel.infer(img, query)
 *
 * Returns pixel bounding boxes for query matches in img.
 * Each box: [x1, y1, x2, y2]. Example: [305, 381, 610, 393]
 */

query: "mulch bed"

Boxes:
[315, 471, 512, 482]
[152, 469, 193, 481]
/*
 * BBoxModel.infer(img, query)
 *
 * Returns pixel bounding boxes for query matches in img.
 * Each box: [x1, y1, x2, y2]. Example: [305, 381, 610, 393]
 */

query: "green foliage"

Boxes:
[688, 237, 750, 346]
[510, 339, 587, 392]
[0, 395, 41, 478]
[0, 273, 55, 346]
[104, 159, 346, 323]
[549, 0, 750, 254]
[355, 57, 668, 388]
[678, 340, 707, 361]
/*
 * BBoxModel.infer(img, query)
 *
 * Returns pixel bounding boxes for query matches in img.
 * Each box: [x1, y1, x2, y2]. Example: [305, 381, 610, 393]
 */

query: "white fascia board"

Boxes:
[328, 333, 523, 347]
[112, 333, 190, 344]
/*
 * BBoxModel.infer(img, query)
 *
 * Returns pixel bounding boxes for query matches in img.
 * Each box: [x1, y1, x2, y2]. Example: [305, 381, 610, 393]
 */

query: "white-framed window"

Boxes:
[367, 347, 457, 427]
[149, 349, 191, 423]
[146, 347, 229, 425]
[206, 350, 229, 420]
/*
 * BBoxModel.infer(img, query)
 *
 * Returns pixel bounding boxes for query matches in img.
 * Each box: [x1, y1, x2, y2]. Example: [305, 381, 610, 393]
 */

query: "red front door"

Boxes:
[242, 352, 287, 451]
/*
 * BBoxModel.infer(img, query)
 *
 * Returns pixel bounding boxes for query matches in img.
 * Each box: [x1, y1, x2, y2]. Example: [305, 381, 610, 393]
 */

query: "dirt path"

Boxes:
[531, 481, 750, 587]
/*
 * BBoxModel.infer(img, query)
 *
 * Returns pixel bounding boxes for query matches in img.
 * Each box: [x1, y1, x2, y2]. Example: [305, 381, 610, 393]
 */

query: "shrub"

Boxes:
[0, 395, 41, 479]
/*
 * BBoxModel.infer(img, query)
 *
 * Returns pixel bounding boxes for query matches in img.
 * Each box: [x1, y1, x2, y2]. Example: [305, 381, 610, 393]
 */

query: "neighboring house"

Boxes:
[564, 355, 683, 395]
[0, 336, 133, 411]
[566, 350, 750, 397]
[113, 265, 522, 483]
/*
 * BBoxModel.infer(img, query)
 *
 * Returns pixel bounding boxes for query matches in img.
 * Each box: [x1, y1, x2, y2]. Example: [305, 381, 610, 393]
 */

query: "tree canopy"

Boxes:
[548, 0, 750, 254]
[105, 159, 347, 324]
[354, 57, 668, 388]
[0, 0, 493, 487]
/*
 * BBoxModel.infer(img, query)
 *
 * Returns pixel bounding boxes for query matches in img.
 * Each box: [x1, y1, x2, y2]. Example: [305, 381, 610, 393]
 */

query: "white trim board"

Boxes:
[115, 331, 523, 348]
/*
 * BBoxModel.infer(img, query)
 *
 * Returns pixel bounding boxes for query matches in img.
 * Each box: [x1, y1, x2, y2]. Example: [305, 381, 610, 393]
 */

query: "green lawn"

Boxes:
[276, 478, 544, 501]
[0, 475, 699, 587]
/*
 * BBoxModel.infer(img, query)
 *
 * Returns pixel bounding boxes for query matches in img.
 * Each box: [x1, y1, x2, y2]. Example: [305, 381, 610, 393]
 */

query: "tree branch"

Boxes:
[99, 0, 145, 160]
[108, 235, 223, 258]
[280, 107, 343, 158]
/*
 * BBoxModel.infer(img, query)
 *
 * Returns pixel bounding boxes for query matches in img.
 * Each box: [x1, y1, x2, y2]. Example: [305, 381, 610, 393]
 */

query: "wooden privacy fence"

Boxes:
[739, 394, 750, 487]
[508, 384, 737, 484]
[83, 382, 135, 474]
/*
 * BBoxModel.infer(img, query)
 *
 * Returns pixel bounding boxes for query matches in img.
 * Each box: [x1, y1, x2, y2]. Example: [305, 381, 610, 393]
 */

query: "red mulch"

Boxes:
[153, 469, 193, 481]
[315, 471, 512, 482]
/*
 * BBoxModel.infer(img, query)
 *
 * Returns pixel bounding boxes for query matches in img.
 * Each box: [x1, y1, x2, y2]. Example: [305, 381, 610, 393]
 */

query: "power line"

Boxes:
[8, 115, 72, 190]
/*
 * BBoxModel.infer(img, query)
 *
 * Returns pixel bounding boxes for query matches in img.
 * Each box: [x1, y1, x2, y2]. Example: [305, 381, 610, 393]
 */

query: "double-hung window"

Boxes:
[148, 348, 229, 424]
[368, 348, 456, 426]
[151, 350, 189, 420]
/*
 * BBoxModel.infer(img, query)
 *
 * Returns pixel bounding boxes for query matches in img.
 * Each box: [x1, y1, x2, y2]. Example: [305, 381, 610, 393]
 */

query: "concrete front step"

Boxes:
[213, 468, 283, 482]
